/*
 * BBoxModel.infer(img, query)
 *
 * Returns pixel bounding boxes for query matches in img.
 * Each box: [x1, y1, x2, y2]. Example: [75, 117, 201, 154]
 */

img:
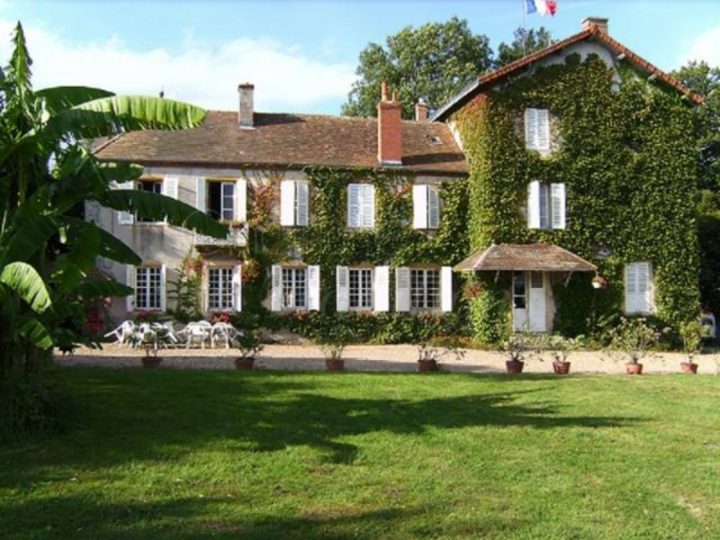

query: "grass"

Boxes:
[1, 368, 719, 539]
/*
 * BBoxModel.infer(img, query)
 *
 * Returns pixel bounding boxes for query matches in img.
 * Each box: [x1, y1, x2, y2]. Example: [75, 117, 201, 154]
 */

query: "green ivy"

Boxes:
[456, 53, 700, 341]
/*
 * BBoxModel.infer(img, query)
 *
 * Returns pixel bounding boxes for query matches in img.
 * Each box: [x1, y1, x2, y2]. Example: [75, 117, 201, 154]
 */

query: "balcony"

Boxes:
[195, 225, 248, 248]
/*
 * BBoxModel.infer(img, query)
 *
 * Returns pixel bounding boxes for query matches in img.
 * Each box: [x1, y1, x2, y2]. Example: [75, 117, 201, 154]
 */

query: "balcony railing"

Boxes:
[195, 225, 248, 247]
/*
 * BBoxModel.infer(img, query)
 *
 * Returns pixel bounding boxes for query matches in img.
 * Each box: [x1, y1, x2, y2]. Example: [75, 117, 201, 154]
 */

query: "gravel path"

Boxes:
[54, 344, 720, 375]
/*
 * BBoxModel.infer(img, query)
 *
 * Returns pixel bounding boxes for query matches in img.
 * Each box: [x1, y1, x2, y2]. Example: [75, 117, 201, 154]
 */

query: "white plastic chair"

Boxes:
[104, 320, 136, 345]
[182, 321, 212, 349]
[211, 322, 237, 349]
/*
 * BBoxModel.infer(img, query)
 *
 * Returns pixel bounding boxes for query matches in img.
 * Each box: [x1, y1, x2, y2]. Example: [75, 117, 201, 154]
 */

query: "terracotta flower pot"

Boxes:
[552, 361, 571, 375]
[418, 359, 438, 372]
[680, 361, 698, 374]
[625, 363, 644, 375]
[141, 356, 162, 369]
[234, 357, 255, 370]
[325, 358, 345, 371]
[506, 360, 524, 374]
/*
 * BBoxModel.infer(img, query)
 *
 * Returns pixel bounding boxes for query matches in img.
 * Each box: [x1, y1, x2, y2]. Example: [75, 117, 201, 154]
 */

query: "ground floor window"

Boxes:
[282, 268, 307, 309]
[208, 267, 234, 310]
[135, 267, 162, 310]
[410, 268, 440, 309]
[349, 268, 372, 309]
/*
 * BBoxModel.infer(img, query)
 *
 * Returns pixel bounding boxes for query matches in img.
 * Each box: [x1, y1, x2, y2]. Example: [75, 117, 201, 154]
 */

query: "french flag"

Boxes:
[526, 0, 558, 16]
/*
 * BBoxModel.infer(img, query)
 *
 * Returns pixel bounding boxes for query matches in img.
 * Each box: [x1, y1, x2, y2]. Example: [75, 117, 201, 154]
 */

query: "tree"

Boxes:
[341, 17, 493, 118]
[496, 27, 555, 68]
[0, 22, 226, 429]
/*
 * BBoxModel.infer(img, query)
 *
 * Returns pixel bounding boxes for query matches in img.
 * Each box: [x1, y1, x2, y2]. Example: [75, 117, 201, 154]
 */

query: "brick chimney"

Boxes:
[377, 82, 402, 165]
[582, 17, 609, 34]
[238, 83, 254, 129]
[415, 98, 429, 122]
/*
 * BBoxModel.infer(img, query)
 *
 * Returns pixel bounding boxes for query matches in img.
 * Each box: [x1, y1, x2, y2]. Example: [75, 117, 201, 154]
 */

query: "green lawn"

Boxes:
[1, 369, 719, 539]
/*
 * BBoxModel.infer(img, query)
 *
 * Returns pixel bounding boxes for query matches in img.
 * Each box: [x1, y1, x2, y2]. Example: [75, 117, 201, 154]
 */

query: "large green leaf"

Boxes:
[18, 317, 53, 349]
[54, 225, 101, 293]
[1, 215, 58, 264]
[76, 279, 132, 299]
[36, 86, 114, 115]
[62, 217, 141, 265]
[0, 262, 52, 313]
[76, 95, 206, 129]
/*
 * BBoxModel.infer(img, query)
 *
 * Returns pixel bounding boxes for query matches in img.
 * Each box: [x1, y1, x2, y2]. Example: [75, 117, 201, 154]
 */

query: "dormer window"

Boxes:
[524, 108, 550, 152]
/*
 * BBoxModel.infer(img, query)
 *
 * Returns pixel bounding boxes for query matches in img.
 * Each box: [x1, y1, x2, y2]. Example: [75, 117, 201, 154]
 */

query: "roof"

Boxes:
[454, 243, 596, 272]
[95, 111, 468, 176]
[433, 25, 703, 121]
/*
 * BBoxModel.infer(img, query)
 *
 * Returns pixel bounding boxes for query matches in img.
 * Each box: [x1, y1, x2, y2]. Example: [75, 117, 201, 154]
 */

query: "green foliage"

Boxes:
[607, 316, 662, 364]
[166, 252, 203, 324]
[232, 329, 263, 360]
[496, 27, 556, 68]
[467, 275, 510, 344]
[679, 319, 703, 356]
[457, 53, 700, 341]
[342, 17, 493, 117]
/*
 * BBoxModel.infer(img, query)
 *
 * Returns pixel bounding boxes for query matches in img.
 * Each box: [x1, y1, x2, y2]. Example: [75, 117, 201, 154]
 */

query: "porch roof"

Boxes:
[453, 243, 596, 272]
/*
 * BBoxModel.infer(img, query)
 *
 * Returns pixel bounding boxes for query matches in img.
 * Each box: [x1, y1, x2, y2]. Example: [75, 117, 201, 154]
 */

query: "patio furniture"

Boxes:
[211, 322, 237, 349]
[180, 321, 213, 349]
[104, 320, 136, 345]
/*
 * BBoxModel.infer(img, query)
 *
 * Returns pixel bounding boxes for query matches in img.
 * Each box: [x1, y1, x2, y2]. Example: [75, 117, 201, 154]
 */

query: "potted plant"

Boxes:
[679, 320, 702, 374]
[314, 323, 354, 371]
[548, 335, 584, 375]
[608, 317, 660, 375]
[232, 330, 264, 370]
[502, 334, 534, 374]
[416, 342, 466, 372]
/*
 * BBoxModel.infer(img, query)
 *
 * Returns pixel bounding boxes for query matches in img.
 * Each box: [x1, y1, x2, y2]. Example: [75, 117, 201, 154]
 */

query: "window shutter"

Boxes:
[440, 266, 453, 312]
[373, 266, 390, 312]
[524, 108, 538, 149]
[233, 264, 243, 312]
[536, 109, 550, 150]
[235, 179, 247, 222]
[365, 184, 375, 228]
[271, 265, 282, 312]
[336, 266, 349, 312]
[551, 183, 566, 230]
[412, 184, 428, 229]
[428, 187, 441, 229]
[527, 181, 541, 229]
[162, 176, 179, 199]
[280, 180, 295, 226]
[307, 265, 320, 311]
[126, 265, 135, 312]
[395, 267, 410, 312]
[195, 177, 206, 212]
[625, 264, 638, 313]
[116, 181, 134, 225]
[296, 181, 309, 226]
[348, 184, 360, 227]
[160, 265, 167, 312]
[639, 262, 652, 313]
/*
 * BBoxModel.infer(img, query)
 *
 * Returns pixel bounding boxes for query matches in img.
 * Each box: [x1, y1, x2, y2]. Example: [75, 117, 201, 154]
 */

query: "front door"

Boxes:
[528, 271, 547, 332]
[512, 271, 527, 331]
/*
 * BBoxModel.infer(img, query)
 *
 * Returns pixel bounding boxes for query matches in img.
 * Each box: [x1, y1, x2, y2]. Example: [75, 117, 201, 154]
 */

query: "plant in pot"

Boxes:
[314, 322, 354, 372]
[608, 317, 659, 375]
[502, 333, 535, 374]
[548, 335, 584, 375]
[679, 320, 703, 374]
[416, 341, 466, 372]
[232, 330, 264, 370]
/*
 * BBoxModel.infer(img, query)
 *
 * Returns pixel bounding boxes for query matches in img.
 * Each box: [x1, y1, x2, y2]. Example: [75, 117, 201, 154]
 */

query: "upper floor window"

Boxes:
[524, 108, 550, 152]
[527, 181, 565, 230]
[207, 181, 235, 221]
[280, 180, 309, 227]
[412, 184, 441, 230]
[137, 179, 162, 223]
[625, 262, 654, 315]
[347, 183, 375, 228]
[115, 176, 178, 225]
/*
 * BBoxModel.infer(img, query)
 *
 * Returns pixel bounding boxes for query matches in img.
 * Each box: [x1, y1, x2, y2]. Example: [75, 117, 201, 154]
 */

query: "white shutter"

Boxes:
[373, 266, 390, 312]
[365, 184, 375, 228]
[524, 108, 538, 149]
[638, 263, 650, 314]
[527, 181, 541, 229]
[116, 181, 134, 225]
[160, 265, 167, 312]
[536, 109, 550, 150]
[307, 265, 320, 311]
[233, 264, 243, 312]
[625, 264, 639, 313]
[126, 265, 135, 312]
[336, 266, 349, 312]
[195, 177, 206, 212]
[296, 181, 309, 226]
[348, 184, 360, 227]
[271, 265, 282, 312]
[428, 187, 440, 229]
[440, 266, 453, 312]
[395, 267, 411, 312]
[412, 184, 428, 229]
[280, 180, 295, 226]
[235, 179, 247, 223]
[625, 262, 653, 314]
[551, 183, 566, 230]
[162, 176, 179, 199]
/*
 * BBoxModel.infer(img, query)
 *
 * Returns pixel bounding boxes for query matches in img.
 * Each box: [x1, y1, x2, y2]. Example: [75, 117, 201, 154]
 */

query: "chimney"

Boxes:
[377, 82, 402, 165]
[581, 17, 609, 34]
[238, 83, 254, 129]
[415, 98, 429, 122]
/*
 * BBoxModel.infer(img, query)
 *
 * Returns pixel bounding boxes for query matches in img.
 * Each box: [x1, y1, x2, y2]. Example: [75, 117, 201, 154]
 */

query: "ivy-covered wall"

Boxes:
[455, 53, 700, 340]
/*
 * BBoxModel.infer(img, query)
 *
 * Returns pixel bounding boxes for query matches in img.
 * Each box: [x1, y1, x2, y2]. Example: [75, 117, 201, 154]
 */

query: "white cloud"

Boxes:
[0, 20, 356, 112]
[683, 24, 720, 66]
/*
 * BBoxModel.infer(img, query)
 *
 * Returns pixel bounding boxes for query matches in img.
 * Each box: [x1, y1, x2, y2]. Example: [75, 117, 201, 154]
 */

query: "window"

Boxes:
[524, 108, 550, 151]
[136, 180, 162, 223]
[347, 183, 375, 228]
[410, 269, 440, 309]
[207, 181, 235, 221]
[208, 268, 234, 310]
[625, 262, 654, 314]
[413, 185, 441, 229]
[280, 180, 309, 226]
[527, 181, 565, 230]
[282, 268, 307, 309]
[135, 267, 162, 310]
[349, 268, 373, 310]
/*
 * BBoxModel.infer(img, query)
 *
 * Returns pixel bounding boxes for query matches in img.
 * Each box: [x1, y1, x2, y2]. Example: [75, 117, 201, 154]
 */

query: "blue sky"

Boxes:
[1, 1, 719, 114]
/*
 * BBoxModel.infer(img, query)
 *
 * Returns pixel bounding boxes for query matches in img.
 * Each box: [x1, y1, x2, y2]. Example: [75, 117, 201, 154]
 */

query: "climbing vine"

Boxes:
[455, 53, 700, 340]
